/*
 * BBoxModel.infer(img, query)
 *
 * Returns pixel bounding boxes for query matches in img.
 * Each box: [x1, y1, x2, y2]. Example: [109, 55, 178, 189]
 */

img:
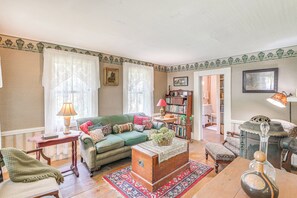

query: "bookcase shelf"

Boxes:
[165, 90, 193, 141]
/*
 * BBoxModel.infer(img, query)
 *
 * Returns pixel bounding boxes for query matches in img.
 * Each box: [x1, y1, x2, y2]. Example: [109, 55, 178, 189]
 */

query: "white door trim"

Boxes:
[193, 67, 231, 141]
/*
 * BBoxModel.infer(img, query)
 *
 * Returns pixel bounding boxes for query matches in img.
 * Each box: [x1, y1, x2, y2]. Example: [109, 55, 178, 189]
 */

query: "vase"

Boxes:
[249, 122, 276, 181]
[241, 151, 279, 198]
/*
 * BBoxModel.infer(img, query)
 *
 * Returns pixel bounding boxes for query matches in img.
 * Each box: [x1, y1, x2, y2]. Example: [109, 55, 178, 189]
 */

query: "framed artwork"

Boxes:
[242, 68, 278, 93]
[104, 67, 119, 86]
[173, 76, 188, 86]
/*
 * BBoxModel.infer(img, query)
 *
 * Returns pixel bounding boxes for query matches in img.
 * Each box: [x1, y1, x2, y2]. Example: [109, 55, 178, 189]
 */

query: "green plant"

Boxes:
[151, 127, 175, 145]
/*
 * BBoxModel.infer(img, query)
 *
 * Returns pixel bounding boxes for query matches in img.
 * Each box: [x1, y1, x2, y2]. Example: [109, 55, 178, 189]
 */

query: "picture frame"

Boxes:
[103, 67, 119, 86]
[242, 68, 278, 93]
[173, 76, 188, 86]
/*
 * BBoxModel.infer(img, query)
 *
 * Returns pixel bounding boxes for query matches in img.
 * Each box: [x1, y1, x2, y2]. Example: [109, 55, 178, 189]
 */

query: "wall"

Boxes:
[167, 58, 297, 124]
[167, 70, 194, 91]
[0, 46, 167, 132]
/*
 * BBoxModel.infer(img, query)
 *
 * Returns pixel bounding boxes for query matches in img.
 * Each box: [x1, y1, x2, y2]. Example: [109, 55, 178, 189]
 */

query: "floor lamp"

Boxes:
[267, 91, 296, 122]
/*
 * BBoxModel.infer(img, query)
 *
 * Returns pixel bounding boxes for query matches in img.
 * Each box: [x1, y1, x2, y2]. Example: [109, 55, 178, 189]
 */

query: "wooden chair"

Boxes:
[0, 148, 61, 198]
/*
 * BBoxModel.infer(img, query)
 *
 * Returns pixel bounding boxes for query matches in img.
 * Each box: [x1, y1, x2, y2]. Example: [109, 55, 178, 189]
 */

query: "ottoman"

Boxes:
[205, 142, 235, 173]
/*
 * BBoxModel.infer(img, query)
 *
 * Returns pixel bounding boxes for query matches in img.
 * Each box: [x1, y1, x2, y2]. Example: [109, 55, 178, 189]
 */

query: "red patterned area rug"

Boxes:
[103, 160, 213, 198]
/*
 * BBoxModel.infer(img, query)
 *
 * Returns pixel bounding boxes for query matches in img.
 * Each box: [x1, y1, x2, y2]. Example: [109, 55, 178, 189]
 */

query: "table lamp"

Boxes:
[157, 99, 167, 118]
[57, 102, 77, 134]
[267, 91, 293, 121]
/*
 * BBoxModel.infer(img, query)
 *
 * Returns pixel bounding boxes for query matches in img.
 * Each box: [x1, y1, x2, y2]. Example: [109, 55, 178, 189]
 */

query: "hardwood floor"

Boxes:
[2, 139, 225, 197]
[51, 140, 223, 198]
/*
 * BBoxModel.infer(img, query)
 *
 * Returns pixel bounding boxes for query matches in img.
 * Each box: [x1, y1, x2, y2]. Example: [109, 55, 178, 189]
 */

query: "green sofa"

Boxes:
[76, 113, 164, 176]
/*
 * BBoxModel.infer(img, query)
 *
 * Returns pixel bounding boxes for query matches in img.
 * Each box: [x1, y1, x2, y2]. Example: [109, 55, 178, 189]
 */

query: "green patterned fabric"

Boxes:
[88, 123, 102, 131]
[95, 134, 124, 154]
[114, 131, 148, 146]
[0, 147, 64, 184]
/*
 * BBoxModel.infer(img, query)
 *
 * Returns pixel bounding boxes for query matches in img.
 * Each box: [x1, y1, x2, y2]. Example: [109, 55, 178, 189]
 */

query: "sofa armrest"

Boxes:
[80, 133, 95, 147]
[79, 134, 96, 170]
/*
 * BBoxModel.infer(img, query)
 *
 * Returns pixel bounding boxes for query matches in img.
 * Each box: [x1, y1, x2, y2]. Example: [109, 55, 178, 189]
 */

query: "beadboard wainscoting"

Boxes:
[1, 127, 78, 162]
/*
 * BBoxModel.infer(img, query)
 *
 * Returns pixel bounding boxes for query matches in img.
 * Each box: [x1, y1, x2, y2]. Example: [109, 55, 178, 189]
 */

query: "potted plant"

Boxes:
[151, 127, 175, 146]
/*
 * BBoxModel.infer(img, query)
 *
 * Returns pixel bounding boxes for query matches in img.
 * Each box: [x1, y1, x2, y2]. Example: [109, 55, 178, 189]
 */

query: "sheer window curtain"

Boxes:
[123, 62, 154, 116]
[42, 48, 100, 159]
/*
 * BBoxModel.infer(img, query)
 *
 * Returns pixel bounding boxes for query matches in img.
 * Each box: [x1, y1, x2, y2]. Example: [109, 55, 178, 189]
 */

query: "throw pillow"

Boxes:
[134, 115, 149, 125]
[100, 124, 112, 136]
[152, 121, 164, 130]
[89, 129, 106, 143]
[88, 123, 102, 131]
[79, 121, 93, 135]
[134, 124, 145, 132]
[143, 120, 153, 130]
[113, 123, 133, 133]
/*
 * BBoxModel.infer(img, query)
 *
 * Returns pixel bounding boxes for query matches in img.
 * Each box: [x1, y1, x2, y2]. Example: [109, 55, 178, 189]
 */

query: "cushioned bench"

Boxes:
[205, 142, 235, 173]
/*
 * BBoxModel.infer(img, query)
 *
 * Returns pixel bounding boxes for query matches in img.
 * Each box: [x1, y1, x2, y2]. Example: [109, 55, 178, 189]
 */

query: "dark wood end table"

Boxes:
[28, 130, 81, 177]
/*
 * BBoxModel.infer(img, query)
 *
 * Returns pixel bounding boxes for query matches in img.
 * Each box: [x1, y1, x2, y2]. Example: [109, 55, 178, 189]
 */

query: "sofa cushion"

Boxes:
[95, 134, 124, 154]
[143, 129, 155, 139]
[115, 131, 148, 146]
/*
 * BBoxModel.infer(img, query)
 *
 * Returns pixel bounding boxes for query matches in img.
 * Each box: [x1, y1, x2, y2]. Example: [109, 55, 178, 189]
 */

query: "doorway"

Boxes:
[201, 74, 224, 143]
[193, 67, 231, 141]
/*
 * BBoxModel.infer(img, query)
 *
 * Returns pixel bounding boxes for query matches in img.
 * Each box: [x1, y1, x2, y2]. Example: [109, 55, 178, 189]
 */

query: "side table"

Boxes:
[28, 130, 81, 177]
[153, 116, 177, 128]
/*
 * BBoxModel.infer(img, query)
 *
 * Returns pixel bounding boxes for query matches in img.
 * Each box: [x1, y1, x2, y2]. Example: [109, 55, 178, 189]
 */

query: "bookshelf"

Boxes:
[165, 90, 193, 140]
[220, 75, 224, 135]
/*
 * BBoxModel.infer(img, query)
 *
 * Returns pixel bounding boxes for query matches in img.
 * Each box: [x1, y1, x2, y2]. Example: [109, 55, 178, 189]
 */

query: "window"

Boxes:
[123, 62, 154, 116]
[42, 48, 100, 133]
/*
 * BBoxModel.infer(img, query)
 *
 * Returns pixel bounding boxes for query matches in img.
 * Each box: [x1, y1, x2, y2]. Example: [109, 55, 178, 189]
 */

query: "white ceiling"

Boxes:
[1, 0, 297, 66]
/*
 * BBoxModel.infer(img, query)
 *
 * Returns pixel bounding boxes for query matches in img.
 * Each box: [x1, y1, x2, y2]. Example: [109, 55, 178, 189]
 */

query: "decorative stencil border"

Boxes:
[167, 46, 297, 72]
[0, 34, 167, 72]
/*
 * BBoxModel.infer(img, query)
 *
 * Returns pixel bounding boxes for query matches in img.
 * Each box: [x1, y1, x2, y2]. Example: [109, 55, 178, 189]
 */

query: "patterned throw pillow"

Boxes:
[100, 124, 112, 136]
[89, 129, 106, 143]
[88, 123, 102, 131]
[133, 115, 149, 125]
[79, 121, 93, 135]
[134, 124, 145, 132]
[143, 120, 153, 130]
[113, 123, 133, 133]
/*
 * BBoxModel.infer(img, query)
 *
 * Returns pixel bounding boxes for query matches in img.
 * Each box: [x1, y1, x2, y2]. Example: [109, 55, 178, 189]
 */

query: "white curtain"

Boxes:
[42, 48, 100, 159]
[123, 62, 154, 116]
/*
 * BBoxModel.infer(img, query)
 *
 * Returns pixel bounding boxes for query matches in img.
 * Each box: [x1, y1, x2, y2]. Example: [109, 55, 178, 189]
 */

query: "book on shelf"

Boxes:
[165, 105, 187, 114]
[171, 124, 187, 138]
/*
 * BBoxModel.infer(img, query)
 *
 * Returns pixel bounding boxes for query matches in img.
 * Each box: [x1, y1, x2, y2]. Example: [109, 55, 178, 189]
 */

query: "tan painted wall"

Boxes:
[167, 71, 194, 91]
[0, 48, 167, 131]
[167, 58, 297, 123]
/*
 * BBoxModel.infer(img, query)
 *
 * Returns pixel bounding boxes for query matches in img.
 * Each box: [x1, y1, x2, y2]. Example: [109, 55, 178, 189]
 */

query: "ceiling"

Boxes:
[1, 0, 297, 66]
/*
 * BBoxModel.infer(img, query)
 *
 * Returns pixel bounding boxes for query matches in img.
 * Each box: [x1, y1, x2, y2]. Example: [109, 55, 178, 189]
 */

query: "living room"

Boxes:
[1, 1, 297, 198]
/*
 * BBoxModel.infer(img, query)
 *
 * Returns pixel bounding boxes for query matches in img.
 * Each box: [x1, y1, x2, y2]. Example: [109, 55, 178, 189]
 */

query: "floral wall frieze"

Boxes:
[0, 34, 167, 72]
[167, 46, 297, 73]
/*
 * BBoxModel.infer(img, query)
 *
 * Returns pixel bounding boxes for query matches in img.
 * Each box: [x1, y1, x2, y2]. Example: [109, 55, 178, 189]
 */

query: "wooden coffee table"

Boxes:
[131, 140, 189, 192]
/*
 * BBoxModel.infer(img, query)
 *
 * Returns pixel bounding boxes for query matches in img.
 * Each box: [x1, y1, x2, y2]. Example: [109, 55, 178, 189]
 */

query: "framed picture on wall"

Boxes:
[103, 67, 119, 86]
[242, 68, 278, 93]
[173, 76, 188, 86]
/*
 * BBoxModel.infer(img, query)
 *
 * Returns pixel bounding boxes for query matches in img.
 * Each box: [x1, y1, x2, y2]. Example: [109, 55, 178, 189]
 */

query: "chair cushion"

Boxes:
[95, 134, 124, 154]
[225, 136, 240, 149]
[224, 142, 240, 156]
[114, 131, 148, 146]
[205, 142, 235, 161]
[0, 178, 59, 198]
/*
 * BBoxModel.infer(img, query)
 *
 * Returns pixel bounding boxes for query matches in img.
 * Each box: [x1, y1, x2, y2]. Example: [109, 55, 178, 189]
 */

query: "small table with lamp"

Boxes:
[28, 130, 81, 177]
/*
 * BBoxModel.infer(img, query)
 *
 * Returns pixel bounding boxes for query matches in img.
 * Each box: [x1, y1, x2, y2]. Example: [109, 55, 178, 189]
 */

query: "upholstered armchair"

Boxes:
[0, 148, 61, 198]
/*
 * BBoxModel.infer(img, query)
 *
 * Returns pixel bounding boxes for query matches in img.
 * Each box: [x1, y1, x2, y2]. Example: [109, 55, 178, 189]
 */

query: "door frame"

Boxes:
[193, 67, 231, 141]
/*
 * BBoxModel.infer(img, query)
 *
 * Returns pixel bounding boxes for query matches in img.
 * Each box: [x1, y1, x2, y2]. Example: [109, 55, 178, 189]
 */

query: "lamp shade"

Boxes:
[157, 99, 167, 107]
[57, 102, 77, 116]
[267, 92, 287, 108]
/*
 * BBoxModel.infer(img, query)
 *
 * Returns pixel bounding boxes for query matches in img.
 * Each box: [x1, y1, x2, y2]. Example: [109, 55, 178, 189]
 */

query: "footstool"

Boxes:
[205, 142, 235, 173]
